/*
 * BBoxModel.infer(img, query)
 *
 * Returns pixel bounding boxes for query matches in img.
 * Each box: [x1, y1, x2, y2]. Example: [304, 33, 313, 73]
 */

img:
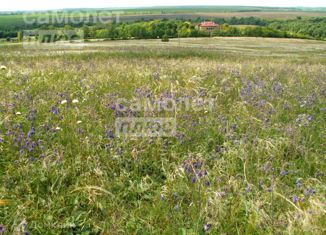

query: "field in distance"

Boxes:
[4, 37, 326, 60]
[1, 6, 326, 27]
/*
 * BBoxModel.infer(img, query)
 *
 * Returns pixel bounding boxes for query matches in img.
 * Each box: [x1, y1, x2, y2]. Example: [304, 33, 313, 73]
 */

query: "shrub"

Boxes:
[161, 34, 169, 42]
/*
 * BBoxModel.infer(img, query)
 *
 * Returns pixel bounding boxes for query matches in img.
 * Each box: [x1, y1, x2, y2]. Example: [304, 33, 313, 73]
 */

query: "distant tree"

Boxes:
[161, 34, 169, 42]
[17, 31, 23, 42]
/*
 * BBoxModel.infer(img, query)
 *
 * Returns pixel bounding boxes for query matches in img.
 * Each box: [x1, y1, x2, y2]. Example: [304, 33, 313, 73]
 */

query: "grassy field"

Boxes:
[0, 37, 326, 234]
[115, 11, 326, 22]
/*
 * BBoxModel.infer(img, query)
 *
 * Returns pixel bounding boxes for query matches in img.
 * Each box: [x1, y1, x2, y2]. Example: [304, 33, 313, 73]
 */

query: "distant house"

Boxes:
[197, 22, 220, 32]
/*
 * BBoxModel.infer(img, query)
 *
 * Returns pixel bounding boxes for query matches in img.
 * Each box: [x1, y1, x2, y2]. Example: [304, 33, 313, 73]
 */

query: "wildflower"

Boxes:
[106, 129, 114, 139]
[16, 112, 22, 115]
[272, 82, 283, 94]
[205, 180, 211, 186]
[135, 88, 141, 94]
[110, 104, 116, 111]
[61, 100, 67, 105]
[231, 123, 237, 130]
[295, 114, 313, 127]
[280, 169, 287, 176]
[55, 127, 62, 131]
[296, 179, 302, 188]
[0, 225, 5, 234]
[191, 176, 196, 183]
[245, 186, 251, 193]
[27, 127, 35, 138]
[321, 108, 326, 113]
[304, 188, 316, 197]
[72, 99, 79, 104]
[0, 65, 7, 70]
[0, 138, 3, 143]
[77, 120, 82, 124]
[292, 195, 299, 204]
[50, 106, 59, 115]
[204, 223, 212, 232]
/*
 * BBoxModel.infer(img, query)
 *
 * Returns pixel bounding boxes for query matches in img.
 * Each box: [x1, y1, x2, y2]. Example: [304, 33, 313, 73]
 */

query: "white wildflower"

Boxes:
[15, 112, 21, 115]
[72, 99, 79, 104]
[77, 120, 82, 124]
[55, 127, 62, 131]
[61, 100, 67, 105]
[0, 65, 7, 70]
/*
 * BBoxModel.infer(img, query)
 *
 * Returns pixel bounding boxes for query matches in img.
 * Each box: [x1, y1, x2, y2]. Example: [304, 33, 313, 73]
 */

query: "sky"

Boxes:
[1, 0, 325, 11]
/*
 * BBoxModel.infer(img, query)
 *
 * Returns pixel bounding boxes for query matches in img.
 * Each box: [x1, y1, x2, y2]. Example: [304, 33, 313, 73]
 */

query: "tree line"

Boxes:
[0, 17, 325, 41]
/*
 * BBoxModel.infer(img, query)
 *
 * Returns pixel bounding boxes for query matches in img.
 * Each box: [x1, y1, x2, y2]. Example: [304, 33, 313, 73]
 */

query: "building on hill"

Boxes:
[197, 21, 220, 32]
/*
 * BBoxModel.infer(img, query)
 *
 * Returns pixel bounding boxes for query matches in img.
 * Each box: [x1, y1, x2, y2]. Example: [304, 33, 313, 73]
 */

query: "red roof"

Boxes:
[199, 22, 219, 27]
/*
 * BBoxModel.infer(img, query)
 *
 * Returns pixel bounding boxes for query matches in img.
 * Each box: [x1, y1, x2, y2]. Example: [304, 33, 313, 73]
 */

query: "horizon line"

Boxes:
[1, 5, 326, 13]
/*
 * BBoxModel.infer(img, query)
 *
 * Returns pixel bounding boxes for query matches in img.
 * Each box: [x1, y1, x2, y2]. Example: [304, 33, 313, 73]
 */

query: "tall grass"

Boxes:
[0, 39, 325, 234]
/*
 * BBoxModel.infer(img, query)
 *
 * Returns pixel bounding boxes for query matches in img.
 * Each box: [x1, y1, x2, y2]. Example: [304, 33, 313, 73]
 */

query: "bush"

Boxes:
[161, 34, 169, 42]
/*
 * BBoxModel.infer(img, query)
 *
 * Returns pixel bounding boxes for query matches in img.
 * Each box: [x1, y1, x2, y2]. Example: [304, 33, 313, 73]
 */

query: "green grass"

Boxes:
[0, 37, 325, 234]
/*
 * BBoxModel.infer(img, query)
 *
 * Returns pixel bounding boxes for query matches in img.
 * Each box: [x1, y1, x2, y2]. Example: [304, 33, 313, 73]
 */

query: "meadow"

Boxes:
[0, 37, 326, 234]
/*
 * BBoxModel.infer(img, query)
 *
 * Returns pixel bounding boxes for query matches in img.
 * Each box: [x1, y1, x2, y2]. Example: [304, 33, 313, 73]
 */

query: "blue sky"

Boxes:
[1, 0, 325, 11]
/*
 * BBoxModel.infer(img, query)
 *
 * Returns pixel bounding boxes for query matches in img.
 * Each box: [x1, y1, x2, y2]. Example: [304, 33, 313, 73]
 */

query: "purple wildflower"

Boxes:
[191, 176, 196, 184]
[280, 169, 287, 176]
[50, 106, 59, 115]
[296, 179, 302, 188]
[0, 225, 5, 234]
[0, 138, 3, 143]
[292, 195, 299, 204]
[245, 186, 251, 193]
[135, 88, 141, 94]
[27, 127, 35, 138]
[272, 82, 283, 94]
[231, 123, 237, 130]
[106, 129, 114, 139]
[304, 188, 316, 197]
